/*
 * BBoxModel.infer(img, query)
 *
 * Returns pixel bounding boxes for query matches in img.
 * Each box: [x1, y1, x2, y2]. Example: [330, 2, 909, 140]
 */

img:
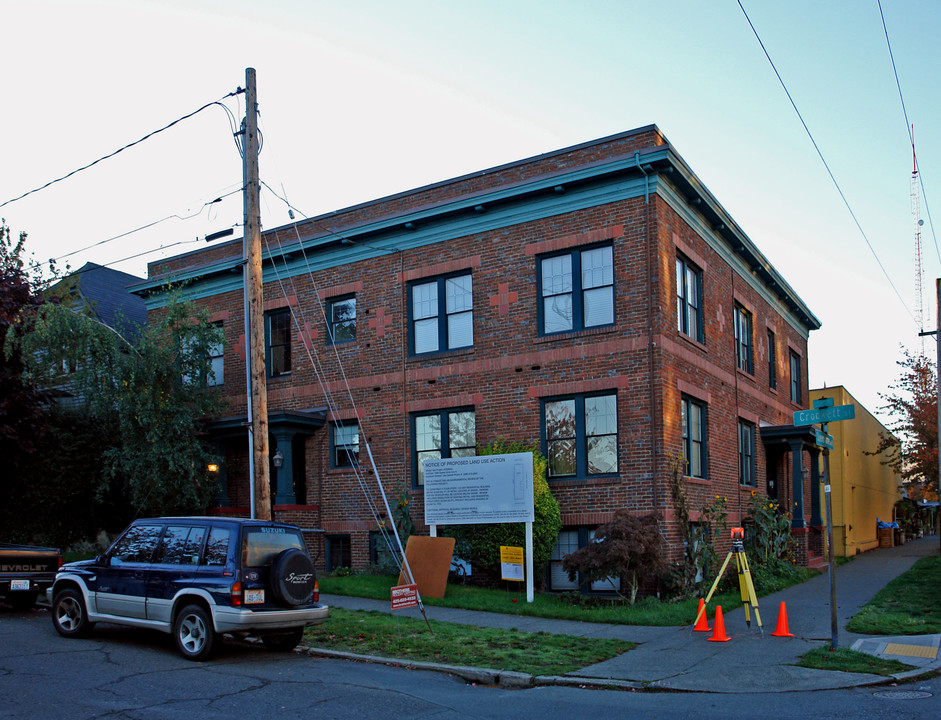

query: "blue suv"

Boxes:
[49, 517, 329, 660]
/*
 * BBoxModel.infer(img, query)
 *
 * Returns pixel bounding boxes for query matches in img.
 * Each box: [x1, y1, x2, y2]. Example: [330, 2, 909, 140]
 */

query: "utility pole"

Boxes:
[243, 67, 271, 520]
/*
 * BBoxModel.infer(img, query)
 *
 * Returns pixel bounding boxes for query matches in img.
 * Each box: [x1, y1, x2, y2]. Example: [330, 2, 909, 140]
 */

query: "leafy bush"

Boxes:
[562, 510, 665, 604]
[444, 440, 561, 587]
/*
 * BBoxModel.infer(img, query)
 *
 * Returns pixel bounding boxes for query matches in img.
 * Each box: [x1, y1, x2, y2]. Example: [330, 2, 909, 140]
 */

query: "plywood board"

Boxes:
[397, 535, 455, 599]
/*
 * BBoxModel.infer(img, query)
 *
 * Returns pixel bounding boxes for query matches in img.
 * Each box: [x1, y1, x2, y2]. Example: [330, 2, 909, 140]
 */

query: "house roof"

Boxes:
[63, 262, 148, 341]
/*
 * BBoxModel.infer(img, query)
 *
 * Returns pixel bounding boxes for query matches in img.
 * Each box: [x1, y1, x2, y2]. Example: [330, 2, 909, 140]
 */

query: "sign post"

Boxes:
[793, 398, 855, 650]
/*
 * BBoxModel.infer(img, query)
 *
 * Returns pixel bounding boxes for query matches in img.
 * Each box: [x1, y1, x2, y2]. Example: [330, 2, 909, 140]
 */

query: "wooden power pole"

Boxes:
[243, 67, 271, 520]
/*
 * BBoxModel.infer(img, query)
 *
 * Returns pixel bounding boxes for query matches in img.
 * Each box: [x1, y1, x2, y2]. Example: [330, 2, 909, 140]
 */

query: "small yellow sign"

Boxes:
[500, 545, 525, 581]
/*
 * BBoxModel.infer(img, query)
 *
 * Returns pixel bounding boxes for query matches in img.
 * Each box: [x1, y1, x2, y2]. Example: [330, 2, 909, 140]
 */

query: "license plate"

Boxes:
[244, 588, 264, 604]
[10, 580, 30, 591]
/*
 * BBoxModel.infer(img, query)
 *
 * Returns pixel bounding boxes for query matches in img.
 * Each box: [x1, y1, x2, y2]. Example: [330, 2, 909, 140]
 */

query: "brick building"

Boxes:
[135, 125, 823, 582]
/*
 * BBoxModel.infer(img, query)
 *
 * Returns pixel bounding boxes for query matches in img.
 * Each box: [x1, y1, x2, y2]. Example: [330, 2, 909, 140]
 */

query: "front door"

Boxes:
[95, 524, 162, 619]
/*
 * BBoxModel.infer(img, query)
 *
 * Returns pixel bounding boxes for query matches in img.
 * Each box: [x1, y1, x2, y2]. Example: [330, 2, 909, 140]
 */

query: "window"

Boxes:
[332, 421, 359, 468]
[110, 524, 163, 565]
[739, 420, 756, 487]
[543, 392, 618, 479]
[539, 245, 614, 335]
[204, 526, 232, 566]
[734, 305, 753, 374]
[548, 528, 618, 593]
[768, 330, 777, 390]
[412, 409, 476, 486]
[410, 274, 473, 355]
[154, 525, 206, 565]
[790, 351, 802, 403]
[681, 396, 707, 478]
[181, 322, 223, 387]
[676, 255, 703, 342]
[327, 296, 356, 344]
[325, 534, 351, 572]
[266, 310, 292, 377]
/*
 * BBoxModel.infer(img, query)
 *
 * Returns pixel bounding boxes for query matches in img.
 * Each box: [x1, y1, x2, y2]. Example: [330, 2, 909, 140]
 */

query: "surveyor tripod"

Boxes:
[693, 527, 763, 632]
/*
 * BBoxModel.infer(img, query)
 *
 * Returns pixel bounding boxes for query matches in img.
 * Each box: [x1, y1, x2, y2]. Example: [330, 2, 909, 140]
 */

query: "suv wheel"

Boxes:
[51, 588, 94, 638]
[261, 627, 304, 652]
[270, 549, 317, 606]
[174, 604, 216, 661]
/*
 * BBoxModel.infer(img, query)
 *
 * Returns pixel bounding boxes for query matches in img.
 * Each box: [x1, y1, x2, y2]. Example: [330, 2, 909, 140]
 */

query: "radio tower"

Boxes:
[912, 124, 926, 353]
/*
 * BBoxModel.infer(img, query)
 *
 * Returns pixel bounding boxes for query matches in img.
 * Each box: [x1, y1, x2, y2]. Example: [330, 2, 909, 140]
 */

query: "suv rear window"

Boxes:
[242, 527, 307, 567]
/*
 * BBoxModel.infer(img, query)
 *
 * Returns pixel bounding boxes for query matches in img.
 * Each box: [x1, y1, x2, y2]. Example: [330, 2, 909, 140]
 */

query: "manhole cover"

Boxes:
[872, 690, 933, 700]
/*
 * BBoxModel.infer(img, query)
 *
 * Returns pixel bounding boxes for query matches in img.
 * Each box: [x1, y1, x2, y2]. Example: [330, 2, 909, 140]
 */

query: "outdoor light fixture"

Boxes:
[272, 449, 284, 468]
[207, 463, 220, 473]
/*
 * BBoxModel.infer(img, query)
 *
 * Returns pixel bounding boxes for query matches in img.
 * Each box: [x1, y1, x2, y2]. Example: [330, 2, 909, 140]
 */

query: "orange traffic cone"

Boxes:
[708, 605, 731, 642]
[770, 601, 794, 637]
[693, 598, 711, 632]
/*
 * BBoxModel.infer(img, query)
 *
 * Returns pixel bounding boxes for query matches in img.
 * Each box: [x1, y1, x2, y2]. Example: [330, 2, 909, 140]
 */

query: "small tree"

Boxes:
[445, 439, 561, 586]
[562, 510, 664, 604]
[870, 349, 938, 500]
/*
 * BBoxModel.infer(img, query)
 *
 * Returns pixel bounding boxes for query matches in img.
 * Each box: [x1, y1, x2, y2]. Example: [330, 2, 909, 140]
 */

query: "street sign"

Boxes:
[813, 397, 834, 409]
[793, 404, 855, 426]
[815, 429, 834, 450]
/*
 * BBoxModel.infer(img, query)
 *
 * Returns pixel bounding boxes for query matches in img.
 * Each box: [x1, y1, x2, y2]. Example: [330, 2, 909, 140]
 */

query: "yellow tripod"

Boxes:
[693, 527, 762, 632]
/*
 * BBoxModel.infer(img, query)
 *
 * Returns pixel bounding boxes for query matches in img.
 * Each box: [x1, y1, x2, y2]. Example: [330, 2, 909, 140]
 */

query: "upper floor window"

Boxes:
[266, 309, 292, 378]
[768, 330, 777, 390]
[332, 421, 359, 468]
[790, 351, 802, 403]
[182, 322, 224, 387]
[739, 420, 756, 487]
[543, 392, 618, 479]
[410, 274, 473, 355]
[327, 296, 356, 344]
[412, 409, 476, 486]
[681, 395, 707, 479]
[676, 255, 703, 343]
[539, 245, 614, 335]
[734, 305, 753, 374]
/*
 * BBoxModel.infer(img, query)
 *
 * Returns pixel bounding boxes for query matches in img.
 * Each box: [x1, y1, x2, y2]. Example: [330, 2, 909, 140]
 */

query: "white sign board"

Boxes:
[424, 452, 535, 526]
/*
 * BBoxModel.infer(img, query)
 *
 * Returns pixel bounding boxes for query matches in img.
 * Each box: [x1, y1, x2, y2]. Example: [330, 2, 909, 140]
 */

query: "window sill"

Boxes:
[408, 346, 475, 362]
[736, 367, 757, 383]
[535, 325, 617, 344]
[676, 332, 706, 352]
[548, 474, 620, 488]
[684, 476, 711, 486]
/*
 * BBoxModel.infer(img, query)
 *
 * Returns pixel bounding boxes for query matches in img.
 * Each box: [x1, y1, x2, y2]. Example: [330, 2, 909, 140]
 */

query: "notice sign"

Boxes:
[390, 583, 418, 611]
[424, 452, 535, 526]
[500, 545, 525, 581]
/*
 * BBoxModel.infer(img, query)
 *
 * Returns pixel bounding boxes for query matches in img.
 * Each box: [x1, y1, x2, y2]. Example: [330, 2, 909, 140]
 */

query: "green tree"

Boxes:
[16, 287, 225, 519]
[444, 440, 562, 587]
[870, 349, 938, 500]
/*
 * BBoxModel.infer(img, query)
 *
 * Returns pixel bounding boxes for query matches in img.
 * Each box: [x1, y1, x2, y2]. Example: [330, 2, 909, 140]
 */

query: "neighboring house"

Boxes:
[48, 262, 147, 407]
[809, 386, 901, 556]
[134, 125, 824, 578]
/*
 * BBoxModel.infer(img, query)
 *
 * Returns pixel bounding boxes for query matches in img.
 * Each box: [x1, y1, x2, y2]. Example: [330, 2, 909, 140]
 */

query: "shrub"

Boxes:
[562, 510, 665, 604]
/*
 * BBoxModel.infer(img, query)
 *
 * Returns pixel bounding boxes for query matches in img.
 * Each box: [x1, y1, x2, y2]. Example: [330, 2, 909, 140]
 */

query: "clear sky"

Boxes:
[3, 0, 939, 423]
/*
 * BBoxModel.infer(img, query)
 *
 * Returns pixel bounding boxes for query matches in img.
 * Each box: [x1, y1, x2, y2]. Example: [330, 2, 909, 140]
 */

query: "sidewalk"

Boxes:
[317, 535, 941, 692]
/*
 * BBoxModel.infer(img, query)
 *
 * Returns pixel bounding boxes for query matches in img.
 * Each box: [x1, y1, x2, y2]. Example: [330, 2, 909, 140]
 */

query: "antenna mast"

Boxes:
[912, 123, 926, 352]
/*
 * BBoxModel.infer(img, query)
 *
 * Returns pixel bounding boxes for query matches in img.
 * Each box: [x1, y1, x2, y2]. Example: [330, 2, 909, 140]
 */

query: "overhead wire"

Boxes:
[0, 89, 245, 210]
[737, 0, 917, 326]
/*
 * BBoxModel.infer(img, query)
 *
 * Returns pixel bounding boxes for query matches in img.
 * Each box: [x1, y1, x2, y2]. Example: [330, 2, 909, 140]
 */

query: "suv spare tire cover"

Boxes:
[270, 549, 317, 606]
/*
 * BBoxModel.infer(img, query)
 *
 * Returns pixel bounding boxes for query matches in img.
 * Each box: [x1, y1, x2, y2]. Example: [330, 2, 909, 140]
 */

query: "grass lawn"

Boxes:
[798, 647, 914, 677]
[846, 556, 941, 635]
[319, 572, 766, 627]
[302, 607, 635, 676]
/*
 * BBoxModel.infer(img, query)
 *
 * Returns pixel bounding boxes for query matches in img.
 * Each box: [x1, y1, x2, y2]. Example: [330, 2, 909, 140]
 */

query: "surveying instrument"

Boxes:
[693, 527, 762, 632]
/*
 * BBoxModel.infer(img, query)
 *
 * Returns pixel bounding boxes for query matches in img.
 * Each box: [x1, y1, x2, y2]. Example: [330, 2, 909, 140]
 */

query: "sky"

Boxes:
[3, 0, 940, 424]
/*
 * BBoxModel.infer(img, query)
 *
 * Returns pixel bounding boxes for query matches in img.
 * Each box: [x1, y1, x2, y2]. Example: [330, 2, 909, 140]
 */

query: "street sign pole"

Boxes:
[822, 420, 838, 650]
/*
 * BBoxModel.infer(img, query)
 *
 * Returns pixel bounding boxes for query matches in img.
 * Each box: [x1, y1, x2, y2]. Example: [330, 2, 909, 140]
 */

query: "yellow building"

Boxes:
[809, 386, 901, 556]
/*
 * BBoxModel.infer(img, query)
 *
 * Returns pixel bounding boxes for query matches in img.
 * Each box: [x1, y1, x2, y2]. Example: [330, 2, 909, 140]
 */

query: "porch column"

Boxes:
[809, 447, 822, 526]
[271, 430, 297, 505]
[789, 438, 806, 528]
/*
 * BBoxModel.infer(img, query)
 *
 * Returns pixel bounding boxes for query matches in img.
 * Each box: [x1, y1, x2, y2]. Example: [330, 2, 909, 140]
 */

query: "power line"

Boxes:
[0, 89, 244, 210]
[737, 0, 916, 326]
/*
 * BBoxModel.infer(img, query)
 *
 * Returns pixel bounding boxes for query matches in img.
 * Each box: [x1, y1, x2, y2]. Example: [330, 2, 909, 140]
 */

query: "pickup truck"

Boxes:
[1, 543, 62, 609]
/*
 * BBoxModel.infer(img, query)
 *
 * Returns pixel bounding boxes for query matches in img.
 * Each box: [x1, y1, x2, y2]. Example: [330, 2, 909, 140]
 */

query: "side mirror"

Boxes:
[95, 554, 110, 566]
